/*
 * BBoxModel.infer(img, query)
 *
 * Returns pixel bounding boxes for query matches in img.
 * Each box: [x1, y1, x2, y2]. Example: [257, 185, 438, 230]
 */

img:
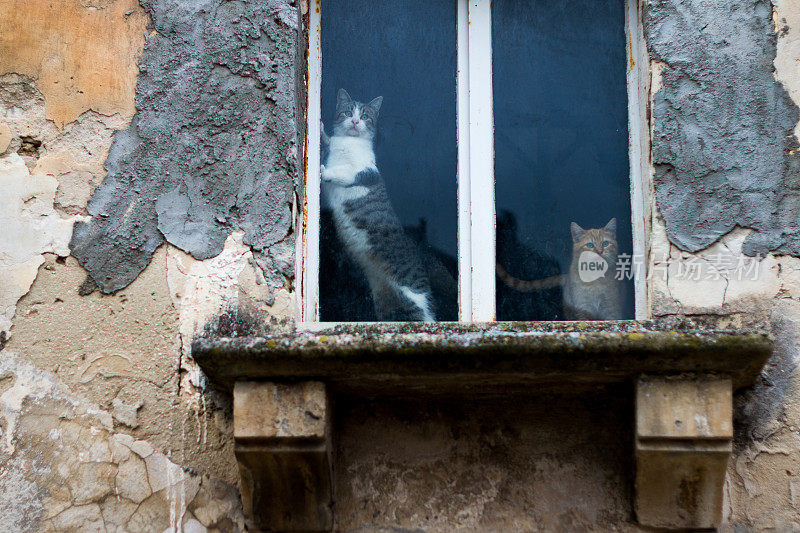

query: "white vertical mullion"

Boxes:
[468, 0, 496, 321]
[298, 2, 322, 322]
[456, 0, 472, 322]
[626, 0, 649, 320]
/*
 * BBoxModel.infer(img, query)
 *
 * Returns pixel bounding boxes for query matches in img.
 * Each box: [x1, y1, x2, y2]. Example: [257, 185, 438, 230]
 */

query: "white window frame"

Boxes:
[297, 0, 649, 323]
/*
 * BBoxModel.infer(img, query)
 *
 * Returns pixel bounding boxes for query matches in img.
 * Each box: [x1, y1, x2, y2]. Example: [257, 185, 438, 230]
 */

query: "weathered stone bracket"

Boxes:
[195, 322, 770, 531]
[233, 381, 332, 532]
[635, 376, 733, 529]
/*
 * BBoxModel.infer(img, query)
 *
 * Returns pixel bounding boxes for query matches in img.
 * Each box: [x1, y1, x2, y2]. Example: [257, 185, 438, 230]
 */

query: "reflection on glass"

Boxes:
[493, 0, 634, 321]
[319, 0, 457, 321]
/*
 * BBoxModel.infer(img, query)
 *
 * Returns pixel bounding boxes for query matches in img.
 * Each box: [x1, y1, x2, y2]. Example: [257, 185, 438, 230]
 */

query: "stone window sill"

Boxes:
[192, 321, 771, 532]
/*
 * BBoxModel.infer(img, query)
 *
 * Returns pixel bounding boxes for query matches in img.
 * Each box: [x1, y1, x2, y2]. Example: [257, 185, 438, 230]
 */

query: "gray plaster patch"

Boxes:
[70, 0, 300, 293]
[645, 0, 800, 256]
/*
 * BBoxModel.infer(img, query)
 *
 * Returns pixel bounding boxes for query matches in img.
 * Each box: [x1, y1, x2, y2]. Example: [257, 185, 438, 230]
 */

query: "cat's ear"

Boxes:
[366, 96, 383, 115]
[571, 222, 585, 242]
[604, 217, 617, 236]
[337, 88, 352, 107]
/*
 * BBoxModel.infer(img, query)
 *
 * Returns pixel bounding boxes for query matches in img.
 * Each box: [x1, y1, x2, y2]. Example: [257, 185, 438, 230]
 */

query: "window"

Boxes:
[297, 0, 648, 323]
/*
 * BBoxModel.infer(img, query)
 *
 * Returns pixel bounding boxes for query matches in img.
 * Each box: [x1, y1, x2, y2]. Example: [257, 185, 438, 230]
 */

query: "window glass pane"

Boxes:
[493, 0, 634, 321]
[319, 0, 457, 321]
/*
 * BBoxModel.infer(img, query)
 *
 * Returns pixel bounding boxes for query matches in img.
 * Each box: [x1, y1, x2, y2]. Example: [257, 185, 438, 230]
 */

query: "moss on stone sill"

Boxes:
[192, 321, 771, 393]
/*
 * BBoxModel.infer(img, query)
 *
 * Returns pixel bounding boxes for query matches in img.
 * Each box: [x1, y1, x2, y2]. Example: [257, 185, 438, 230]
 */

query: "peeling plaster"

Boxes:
[0, 351, 244, 532]
[775, 0, 800, 141]
[166, 232, 294, 361]
[0, 153, 78, 340]
[0, 0, 148, 129]
[165, 232, 294, 447]
[645, 0, 800, 257]
[651, 222, 782, 315]
[3, 0, 800, 530]
[70, 0, 301, 294]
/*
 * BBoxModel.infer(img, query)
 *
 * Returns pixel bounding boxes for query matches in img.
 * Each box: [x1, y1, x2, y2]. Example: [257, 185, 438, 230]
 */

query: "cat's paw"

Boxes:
[320, 164, 331, 181]
[320, 120, 330, 145]
[321, 165, 343, 183]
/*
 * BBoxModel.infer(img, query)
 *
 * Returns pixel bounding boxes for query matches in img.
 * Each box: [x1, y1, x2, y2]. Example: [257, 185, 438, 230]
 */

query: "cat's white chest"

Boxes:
[324, 136, 375, 186]
[322, 136, 375, 259]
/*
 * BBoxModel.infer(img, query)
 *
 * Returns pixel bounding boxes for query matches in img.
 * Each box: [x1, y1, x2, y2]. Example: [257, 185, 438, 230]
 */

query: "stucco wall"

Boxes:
[646, 1, 800, 528]
[2, 0, 800, 531]
[0, 0, 297, 530]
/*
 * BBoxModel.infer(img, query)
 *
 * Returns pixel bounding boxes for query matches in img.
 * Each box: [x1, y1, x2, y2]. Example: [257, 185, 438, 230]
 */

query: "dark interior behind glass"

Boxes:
[320, 0, 458, 321]
[493, 0, 635, 320]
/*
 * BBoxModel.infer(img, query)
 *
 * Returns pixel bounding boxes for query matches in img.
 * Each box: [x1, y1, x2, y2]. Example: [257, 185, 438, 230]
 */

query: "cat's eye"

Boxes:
[603, 241, 610, 247]
[586, 243, 595, 248]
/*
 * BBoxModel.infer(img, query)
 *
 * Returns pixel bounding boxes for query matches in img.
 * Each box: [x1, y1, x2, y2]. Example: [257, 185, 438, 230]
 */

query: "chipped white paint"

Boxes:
[626, 0, 651, 320]
[167, 232, 294, 444]
[649, 215, 787, 314]
[299, 0, 322, 322]
[466, 0, 496, 322]
[0, 152, 78, 339]
[167, 231, 292, 359]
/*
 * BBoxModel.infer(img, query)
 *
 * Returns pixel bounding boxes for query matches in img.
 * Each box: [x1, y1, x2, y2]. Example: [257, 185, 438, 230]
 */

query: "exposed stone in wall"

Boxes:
[644, 0, 800, 257]
[0, 6, 302, 527]
[0, 351, 244, 532]
[70, 0, 300, 295]
[0, 0, 148, 129]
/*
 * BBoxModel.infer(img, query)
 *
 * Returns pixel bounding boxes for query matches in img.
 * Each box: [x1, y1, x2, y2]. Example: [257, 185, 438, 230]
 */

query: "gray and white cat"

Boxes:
[321, 89, 434, 321]
[497, 218, 622, 320]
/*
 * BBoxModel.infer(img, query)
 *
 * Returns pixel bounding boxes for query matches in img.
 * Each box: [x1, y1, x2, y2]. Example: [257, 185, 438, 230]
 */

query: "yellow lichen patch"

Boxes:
[0, 0, 148, 129]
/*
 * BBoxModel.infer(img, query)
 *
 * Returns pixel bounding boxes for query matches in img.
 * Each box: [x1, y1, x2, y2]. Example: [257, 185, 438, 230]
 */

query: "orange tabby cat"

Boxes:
[497, 218, 621, 320]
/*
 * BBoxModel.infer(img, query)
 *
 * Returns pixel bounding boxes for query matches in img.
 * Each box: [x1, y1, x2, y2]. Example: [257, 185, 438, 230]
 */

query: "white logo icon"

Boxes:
[578, 251, 608, 282]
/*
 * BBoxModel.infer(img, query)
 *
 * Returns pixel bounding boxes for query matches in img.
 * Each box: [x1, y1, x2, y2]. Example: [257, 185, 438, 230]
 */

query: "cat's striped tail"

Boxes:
[496, 263, 564, 292]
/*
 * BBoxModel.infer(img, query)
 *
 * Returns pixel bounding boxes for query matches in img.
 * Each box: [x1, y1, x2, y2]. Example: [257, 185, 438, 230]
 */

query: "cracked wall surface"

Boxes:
[0, 0, 148, 129]
[646, 0, 800, 529]
[0, 1, 299, 532]
[0, 351, 244, 532]
[0, 153, 75, 341]
[3, 0, 800, 531]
